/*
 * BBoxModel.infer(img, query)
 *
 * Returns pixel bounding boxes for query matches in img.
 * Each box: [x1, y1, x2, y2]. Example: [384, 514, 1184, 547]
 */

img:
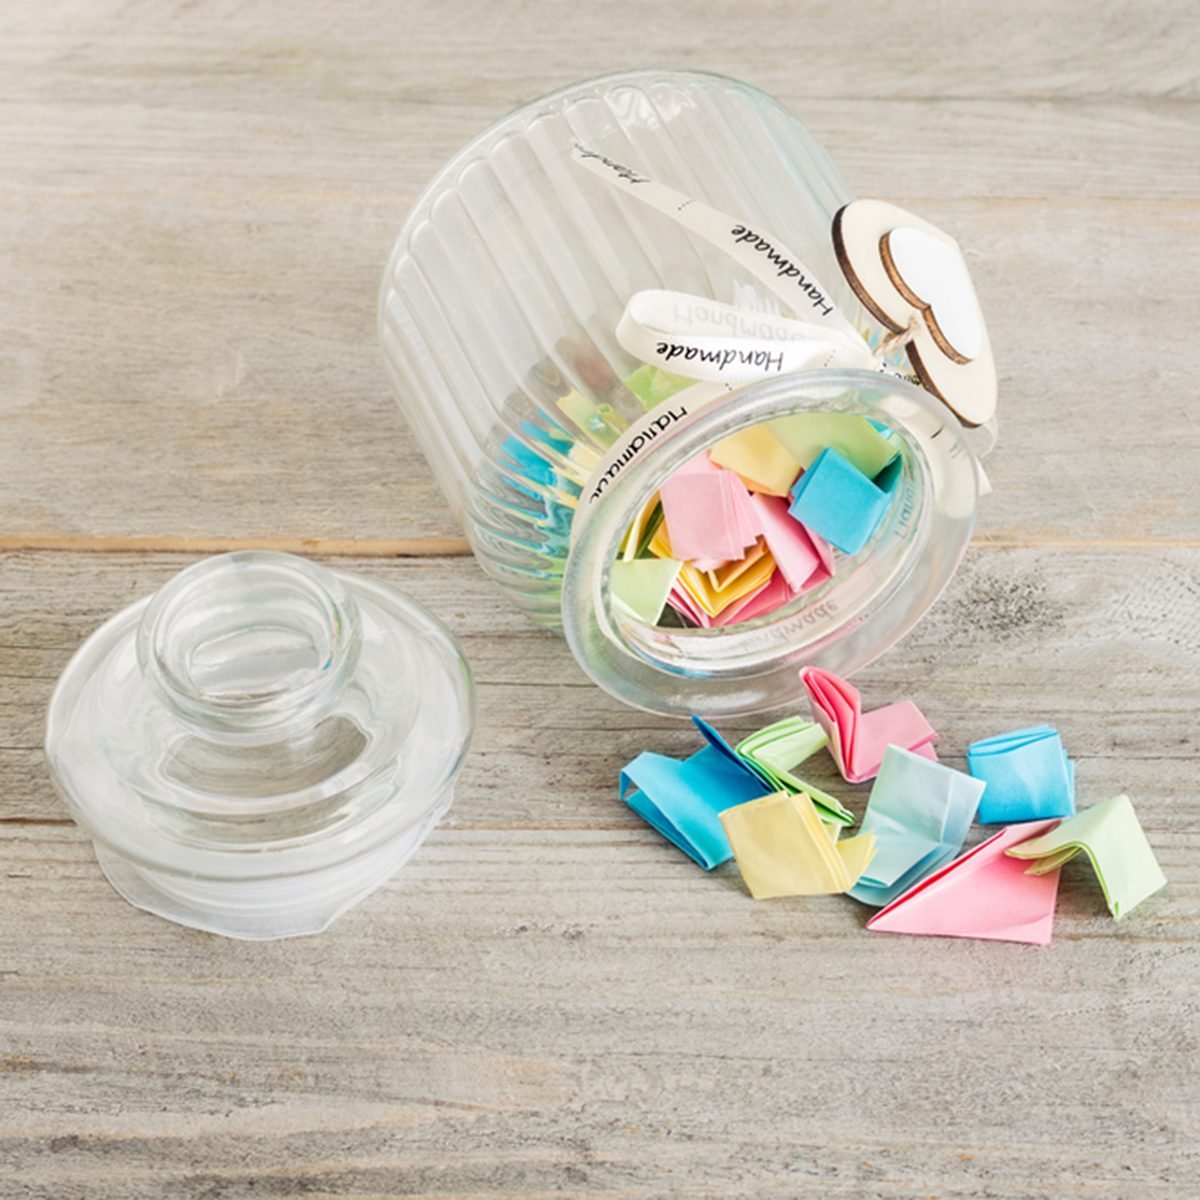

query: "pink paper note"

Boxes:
[800, 666, 937, 783]
[661, 456, 759, 565]
[750, 494, 823, 591]
[867, 820, 1063, 945]
[665, 584, 709, 627]
[800, 526, 836, 592]
[709, 570, 789, 626]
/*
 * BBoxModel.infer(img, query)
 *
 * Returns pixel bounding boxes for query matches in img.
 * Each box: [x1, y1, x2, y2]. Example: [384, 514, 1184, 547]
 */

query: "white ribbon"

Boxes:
[572, 143, 882, 382]
[567, 145, 994, 538]
[617, 289, 879, 384]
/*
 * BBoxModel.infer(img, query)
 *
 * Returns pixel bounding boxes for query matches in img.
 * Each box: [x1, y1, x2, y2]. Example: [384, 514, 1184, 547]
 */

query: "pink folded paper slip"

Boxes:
[660, 455, 760, 566]
[866, 820, 1063, 945]
[750, 494, 835, 592]
[800, 666, 937, 783]
[667, 571, 782, 628]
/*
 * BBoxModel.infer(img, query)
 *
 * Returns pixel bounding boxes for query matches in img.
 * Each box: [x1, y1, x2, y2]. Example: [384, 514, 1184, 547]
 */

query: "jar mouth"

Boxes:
[561, 369, 980, 717]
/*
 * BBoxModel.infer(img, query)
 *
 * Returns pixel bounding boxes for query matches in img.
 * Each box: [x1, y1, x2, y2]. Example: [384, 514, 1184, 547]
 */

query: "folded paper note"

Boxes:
[801, 666, 937, 783]
[708, 425, 802, 497]
[734, 717, 853, 827]
[624, 363, 693, 410]
[674, 542, 777, 618]
[750, 493, 834, 592]
[618, 492, 663, 561]
[767, 413, 898, 478]
[619, 718, 772, 869]
[1005, 794, 1166, 919]
[611, 557, 681, 625]
[668, 569, 780, 628]
[659, 454, 760, 564]
[720, 791, 877, 899]
[788, 447, 892, 556]
[867, 820, 1063, 945]
[968, 726, 1076, 823]
[848, 745, 984, 907]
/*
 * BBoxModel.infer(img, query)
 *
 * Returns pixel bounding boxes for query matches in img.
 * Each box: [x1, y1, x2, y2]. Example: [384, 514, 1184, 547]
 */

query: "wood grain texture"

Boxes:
[2, 550, 1199, 1198]
[2, 2, 1198, 545]
[2, 1, 1200, 1196]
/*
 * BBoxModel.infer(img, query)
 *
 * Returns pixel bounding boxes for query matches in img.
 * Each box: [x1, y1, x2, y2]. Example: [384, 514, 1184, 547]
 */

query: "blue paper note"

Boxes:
[967, 725, 1076, 824]
[620, 719, 772, 868]
[788, 447, 891, 555]
[848, 746, 985, 906]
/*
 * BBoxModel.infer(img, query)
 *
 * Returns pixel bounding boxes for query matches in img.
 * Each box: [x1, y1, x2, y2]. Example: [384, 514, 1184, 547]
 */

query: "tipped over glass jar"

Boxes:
[379, 69, 996, 717]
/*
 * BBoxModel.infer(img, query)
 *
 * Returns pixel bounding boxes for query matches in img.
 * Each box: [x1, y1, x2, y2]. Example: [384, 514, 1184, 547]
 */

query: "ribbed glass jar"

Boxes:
[379, 70, 984, 716]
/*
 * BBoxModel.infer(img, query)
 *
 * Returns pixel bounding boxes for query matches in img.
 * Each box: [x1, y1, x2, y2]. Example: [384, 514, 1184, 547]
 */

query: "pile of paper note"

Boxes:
[611, 414, 903, 628]
[618, 669, 1167, 944]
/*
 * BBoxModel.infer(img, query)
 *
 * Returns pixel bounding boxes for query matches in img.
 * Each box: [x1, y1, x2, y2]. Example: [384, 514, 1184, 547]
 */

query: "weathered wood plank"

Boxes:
[0, 825, 1196, 1198]
[3, 0, 1197, 103]
[2, 191, 1197, 545]
[2, 1, 1198, 546]
[5, 548, 1198, 832]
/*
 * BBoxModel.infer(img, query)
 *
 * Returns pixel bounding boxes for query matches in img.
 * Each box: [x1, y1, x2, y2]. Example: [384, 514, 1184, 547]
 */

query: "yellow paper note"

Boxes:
[619, 492, 661, 561]
[677, 549, 776, 617]
[708, 425, 802, 497]
[648, 522, 675, 561]
[719, 791, 876, 899]
[705, 539, 768, 590]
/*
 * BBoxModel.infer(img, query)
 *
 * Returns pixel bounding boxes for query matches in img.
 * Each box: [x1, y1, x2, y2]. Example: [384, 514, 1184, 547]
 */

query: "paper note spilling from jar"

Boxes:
[866, 820, 1062, 945]
[615, 670, 1166, 943]
[968, 726, 1076, 823]
[1004, 794, 1166, 918]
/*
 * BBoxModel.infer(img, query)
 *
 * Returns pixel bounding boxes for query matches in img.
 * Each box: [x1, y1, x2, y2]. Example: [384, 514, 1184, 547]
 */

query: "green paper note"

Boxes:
[768, 413, 897, 478]
[1005, 794, 1166, 919]
[611, 558, 682, 625]
[625, 364, 695, 411]
[735, 717, 853, 827]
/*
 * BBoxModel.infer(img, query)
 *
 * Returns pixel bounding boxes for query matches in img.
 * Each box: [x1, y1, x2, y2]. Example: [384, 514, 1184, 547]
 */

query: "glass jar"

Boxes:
[44, 552, 474, 939]
[379, 69, 987, 717]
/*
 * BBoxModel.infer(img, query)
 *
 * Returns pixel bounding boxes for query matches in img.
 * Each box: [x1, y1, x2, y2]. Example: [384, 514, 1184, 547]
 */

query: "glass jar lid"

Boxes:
[44, 551, 474, 939]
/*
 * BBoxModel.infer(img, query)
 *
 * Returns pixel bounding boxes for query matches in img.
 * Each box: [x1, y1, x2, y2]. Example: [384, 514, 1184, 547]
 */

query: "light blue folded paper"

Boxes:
[620, 717, 771, 869]
[848, 745, 986, 906]
[788, 447, 891, 555]
[967, 725, 1076, 824]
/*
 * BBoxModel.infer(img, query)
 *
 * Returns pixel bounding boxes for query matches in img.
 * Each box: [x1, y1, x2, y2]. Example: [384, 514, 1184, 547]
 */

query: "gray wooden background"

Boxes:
[2, 3, 1198, 1197]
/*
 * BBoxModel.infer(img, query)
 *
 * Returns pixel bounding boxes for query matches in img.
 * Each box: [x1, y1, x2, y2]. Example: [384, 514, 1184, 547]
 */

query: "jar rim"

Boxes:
[560, 368, 980, 717]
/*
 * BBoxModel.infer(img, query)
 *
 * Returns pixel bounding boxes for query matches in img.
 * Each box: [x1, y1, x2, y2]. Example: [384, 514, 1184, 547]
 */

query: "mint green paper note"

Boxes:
[735, 717, 852, 827]
[624, 364, 695, 411]
[767, 412, 897, 478]
[611, 558, 681, 625]
[1005, 794, 1166, 919]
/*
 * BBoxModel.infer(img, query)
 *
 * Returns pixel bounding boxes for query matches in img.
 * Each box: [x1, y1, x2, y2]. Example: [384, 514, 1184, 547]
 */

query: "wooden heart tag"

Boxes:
[833, 199, 996, 427]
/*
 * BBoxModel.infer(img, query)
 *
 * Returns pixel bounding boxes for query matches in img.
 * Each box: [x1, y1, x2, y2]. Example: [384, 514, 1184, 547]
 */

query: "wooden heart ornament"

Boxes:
[833, 199, 996, 426]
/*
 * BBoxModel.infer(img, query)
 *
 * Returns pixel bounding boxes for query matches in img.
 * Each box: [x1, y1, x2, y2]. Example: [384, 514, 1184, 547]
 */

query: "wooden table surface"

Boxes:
[3, 3, 1198, 1197]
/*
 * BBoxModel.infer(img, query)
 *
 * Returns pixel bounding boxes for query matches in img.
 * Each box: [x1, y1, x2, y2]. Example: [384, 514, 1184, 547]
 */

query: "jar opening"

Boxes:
[561, 370, 979, 717]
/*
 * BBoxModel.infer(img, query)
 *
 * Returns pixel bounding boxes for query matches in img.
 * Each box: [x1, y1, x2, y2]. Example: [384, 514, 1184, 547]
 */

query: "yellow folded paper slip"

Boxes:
[618, 491, 661, 559]
[647, 524, 777, 617]
[708, 425, 802, 497]
[678, 550, 776, 617]
[720, 791, 876, 900]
